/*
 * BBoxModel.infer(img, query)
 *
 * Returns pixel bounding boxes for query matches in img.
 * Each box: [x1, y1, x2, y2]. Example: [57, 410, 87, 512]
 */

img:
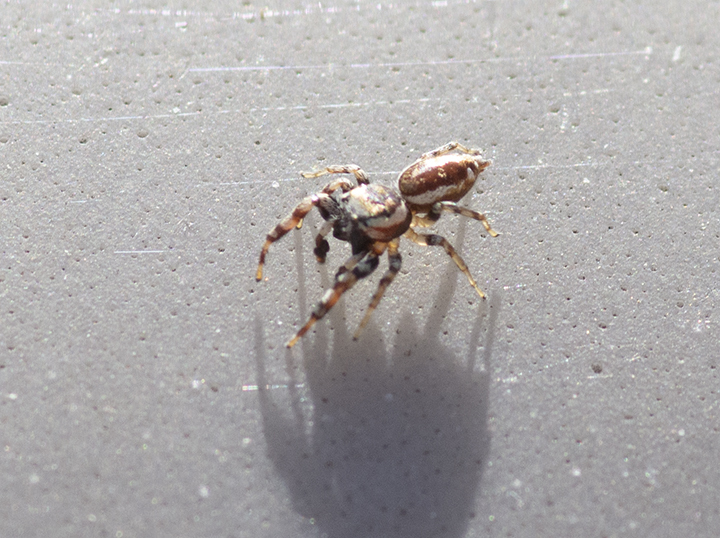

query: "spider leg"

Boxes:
[410, 213, 441, 228]
[302, 165, 369, 185]
[403, 228, 486, 299]
[334, 250, 367, 278]
[256, 178, 353, 281]
[429, 201, 499, 237]
[421, 141, 481, 159]
[353, 238, 402, 340]
[256, 195, 320, 281]
[314, 220, 335, 263]
[286, 243, 386, 348]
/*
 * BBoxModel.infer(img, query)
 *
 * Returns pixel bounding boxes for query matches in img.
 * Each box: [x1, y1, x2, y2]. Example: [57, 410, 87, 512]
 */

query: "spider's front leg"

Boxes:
[313, 221, 334, 263]
[294, 165, 368, 232]
[404, 228, 487, 299]
[256, 178, 353, 281]
[302, 165, 369, 185]
[286, 243, 387, 348]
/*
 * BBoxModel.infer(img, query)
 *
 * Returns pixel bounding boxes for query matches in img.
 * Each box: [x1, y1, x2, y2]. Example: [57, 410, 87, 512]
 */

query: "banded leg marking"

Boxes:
[421, 141, 481, 160]
[353, 238, 402, 340]
[335, 250, 367, 278]
[302, 165, 369, 185]
[404, 228, 486, 299]
[256, 194, 321, 281]
[410, 213, 441, 228]
[256, 178, 354, 281]
[314, 221, 334, 263]
[430, 202, 499, 237]
[286, 244, 386, 348]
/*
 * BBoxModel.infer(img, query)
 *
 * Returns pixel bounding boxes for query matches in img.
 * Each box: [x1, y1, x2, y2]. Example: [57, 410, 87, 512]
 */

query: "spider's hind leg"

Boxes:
[410, 212, 441, 228]
[421, 141, 481, 159]
[302, 165, 369, 185]
[404, 228, 486, 299]
[429, 201, 499, 237]
[286, 243, 387, 348]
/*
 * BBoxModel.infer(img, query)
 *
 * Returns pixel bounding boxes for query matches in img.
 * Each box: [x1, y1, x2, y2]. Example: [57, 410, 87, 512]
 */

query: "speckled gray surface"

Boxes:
[1, 1, 719, 537]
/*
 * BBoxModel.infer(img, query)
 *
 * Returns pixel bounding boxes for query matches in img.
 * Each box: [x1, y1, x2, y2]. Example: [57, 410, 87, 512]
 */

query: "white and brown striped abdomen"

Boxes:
[398, 154, 491, 213]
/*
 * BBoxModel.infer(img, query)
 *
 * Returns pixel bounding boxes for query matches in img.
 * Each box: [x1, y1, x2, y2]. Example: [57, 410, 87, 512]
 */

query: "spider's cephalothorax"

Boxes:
[256, 142, 498, 348]
[321, 183, 412, 254]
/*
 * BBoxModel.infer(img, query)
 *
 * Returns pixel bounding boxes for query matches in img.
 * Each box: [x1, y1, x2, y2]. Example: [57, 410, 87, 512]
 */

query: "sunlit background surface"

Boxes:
[1, 1, 718, 536]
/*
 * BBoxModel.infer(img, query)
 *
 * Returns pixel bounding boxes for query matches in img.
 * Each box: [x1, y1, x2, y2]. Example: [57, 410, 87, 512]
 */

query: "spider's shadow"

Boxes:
[255, 220, 497, 538]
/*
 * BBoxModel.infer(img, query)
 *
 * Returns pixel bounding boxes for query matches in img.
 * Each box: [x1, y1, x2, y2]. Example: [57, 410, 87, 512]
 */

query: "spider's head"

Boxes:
[343, 184, 412, 245]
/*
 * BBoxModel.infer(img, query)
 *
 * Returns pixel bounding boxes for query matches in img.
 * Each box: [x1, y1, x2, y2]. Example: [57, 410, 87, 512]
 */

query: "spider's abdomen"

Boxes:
[398, 153, 491, 212]
[345, 184, 412, 242]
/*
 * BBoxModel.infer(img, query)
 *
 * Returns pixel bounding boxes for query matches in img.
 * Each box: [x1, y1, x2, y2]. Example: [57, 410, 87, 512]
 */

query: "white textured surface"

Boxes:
[1, 1, 719, 537]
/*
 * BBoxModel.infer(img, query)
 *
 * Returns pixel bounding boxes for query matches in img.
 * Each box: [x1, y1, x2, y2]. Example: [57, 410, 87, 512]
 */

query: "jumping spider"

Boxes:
[256, 142, 499, 348]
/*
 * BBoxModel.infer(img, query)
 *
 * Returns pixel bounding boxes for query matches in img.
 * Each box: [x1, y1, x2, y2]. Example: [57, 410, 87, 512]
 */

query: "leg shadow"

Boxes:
[255, 218, 498, 537]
